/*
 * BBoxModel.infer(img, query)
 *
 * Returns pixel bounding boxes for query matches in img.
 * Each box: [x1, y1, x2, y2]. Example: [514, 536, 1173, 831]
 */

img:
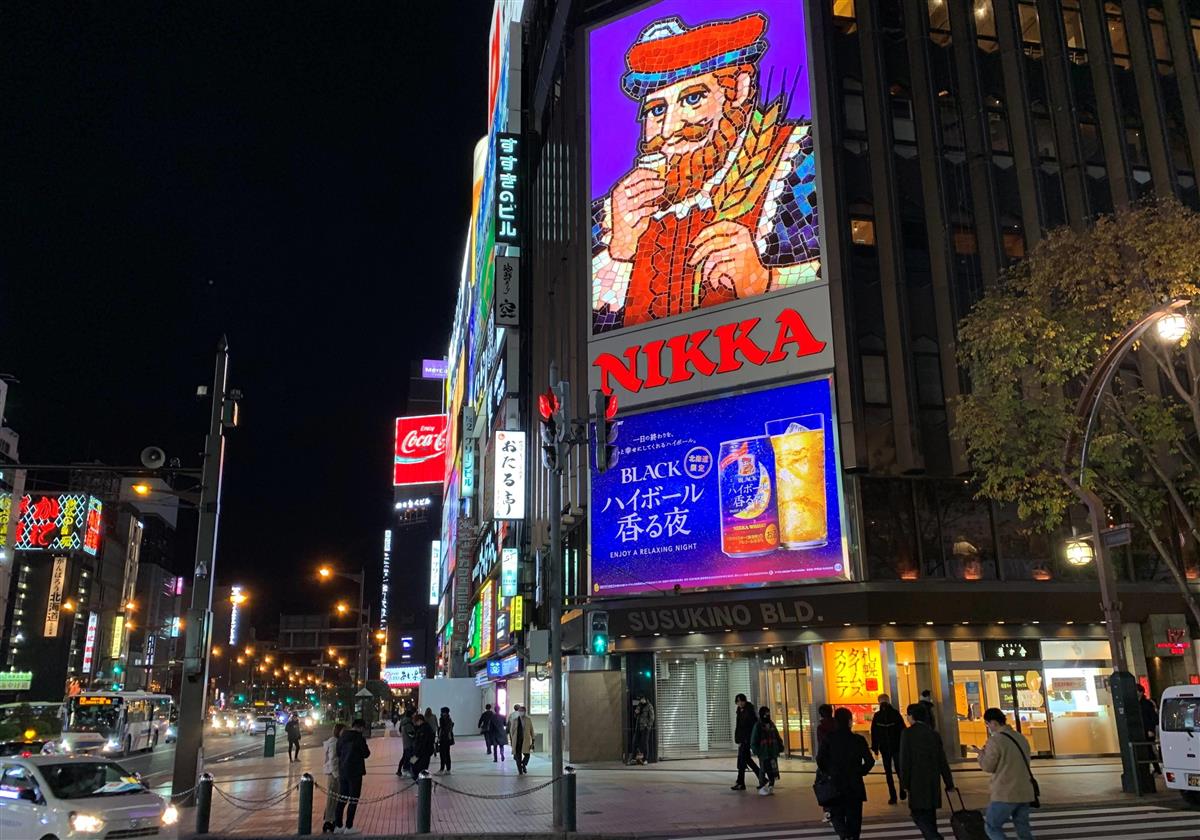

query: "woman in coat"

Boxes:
[436, 707, 455, 774]
[899, 703, 955, 840]
[748, 706, 783, 795]
[816, 708, 875, 840]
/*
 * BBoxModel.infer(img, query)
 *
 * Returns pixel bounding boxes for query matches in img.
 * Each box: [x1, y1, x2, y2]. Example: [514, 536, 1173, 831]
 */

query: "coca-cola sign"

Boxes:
[393, 414, 449, 486]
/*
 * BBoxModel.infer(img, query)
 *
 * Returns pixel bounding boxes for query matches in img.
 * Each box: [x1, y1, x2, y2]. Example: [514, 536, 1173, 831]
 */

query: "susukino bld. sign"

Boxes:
[590, 377, 847, 595]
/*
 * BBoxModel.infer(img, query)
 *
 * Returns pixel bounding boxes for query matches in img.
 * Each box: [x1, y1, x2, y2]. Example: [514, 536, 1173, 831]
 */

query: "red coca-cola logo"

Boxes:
[399, 427, 448, 456]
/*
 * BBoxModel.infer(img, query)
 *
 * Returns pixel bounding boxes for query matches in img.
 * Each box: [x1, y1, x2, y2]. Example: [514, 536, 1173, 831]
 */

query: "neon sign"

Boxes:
[393, 414, 448, 486]
[9, 493, 104, 555]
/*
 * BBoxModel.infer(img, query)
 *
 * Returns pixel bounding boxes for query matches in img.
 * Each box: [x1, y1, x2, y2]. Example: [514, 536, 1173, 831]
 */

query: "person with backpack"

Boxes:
[731, 693, 761, 791]
[816, 708, 875, 840]
[899, 703, 955, 840]
[870, 694, 907, 804]
[978, 708, 1037, 840]
[436, 707, 455, 774]
[749, 705, 783, 795]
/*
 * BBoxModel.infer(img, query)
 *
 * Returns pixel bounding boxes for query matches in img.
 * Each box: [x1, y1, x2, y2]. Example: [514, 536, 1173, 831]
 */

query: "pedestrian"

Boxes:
[320, 722, 345, 833]
[479, 703, 496, 757]
[509, 704, 535, 774]
[389, 706, 399, 733]
[633, 695, 655, 764]
[424, 706, 435, 725]
[919, 690, 937, 730]
[395, 707, 416, 775]
[899, 703, 955, 840]
[409, 712, 436, 779]
[334, 718, 370, 835]
[490, 705, 508, 762]
[870, 693, 907, 804]
[731, 693, 761, 791]
[749, 705, 783, 795]
[1136, 684, 1160, 774]
[978, 708, 1037, 840]
[816, 707, 874, 840]
[285, 712, 302, 762]
[816, 703, 837, 824]
[436, 707, 455, 774]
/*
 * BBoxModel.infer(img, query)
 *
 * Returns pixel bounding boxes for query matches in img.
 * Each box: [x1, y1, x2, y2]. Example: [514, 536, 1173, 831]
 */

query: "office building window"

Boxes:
[939, 94, 964, 149]
[850, 216, 877, 246]
[975, 1, 998, 53]
[844, 78, 867, 135]
[1017, 1, 1042, 58]
[833, 0, 857, 34]
[953, 226, 978, 255]
[1147, 9, 1172, 75]
[861, 352, 889, 406]
[1105, 3, 1131, 69]
[1062, 2, 1087, 63]
[1002, 227, 1025, 259]
[928, 0, 951, 46]
[892, 86, 916, 145]
[986, 98, 1011, 154]
[1078, 114, 1104, 164]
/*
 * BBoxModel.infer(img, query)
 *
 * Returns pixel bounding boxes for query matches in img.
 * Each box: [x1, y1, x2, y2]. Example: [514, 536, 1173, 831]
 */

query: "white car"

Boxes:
[0, 755, 179, 840]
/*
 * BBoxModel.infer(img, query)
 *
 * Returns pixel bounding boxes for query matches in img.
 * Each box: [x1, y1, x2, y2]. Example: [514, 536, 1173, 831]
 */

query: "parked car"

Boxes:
[0, 755, 178, 839]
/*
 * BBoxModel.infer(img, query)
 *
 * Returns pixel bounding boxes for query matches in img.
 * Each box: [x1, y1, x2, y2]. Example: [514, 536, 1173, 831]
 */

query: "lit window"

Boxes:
[953, 226, 979, 256]
[1106, 3, 1131, 69]
[833, 0, 856, 34]
[850, 217, 876, 246]
[1018, 1, 1042, 57]
[929, 0, 951, 46]
[1062, 3, 1086, 63]
[1002, 229, 1026, 259]
[975, 1, 998, 53]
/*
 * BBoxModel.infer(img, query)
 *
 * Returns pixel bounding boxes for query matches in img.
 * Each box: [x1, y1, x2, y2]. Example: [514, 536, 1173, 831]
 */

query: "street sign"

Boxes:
[1101, 524, 1133, 548]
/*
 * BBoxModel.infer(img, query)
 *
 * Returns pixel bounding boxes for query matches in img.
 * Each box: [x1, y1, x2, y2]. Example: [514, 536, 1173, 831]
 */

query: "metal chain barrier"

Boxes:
[430, 774, 562, 800]
[166, 785, 197, 803]
[213, 782, 298, 811]
[312, 777, 417, 805]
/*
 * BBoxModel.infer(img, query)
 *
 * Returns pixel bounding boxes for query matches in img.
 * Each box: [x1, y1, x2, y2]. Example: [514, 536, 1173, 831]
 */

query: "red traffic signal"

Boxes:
[603, 392, 618, 421]
[538, 390, 560, 422]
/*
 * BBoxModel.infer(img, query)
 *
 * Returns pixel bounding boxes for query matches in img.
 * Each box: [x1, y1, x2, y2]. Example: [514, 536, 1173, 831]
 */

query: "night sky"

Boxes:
[2, 3, 489, 625]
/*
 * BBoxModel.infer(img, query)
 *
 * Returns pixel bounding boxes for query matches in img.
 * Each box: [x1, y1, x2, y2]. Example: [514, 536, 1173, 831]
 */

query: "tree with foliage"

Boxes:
[955, 199, 1200, 628]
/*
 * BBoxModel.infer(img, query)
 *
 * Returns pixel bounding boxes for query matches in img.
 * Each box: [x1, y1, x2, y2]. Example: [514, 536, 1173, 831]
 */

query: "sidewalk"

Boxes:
[167, 730, 1181, 837]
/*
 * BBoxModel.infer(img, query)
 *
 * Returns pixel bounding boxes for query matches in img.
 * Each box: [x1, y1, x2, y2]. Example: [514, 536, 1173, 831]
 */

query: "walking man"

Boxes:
[978, 708, 1036, 840]
[919, 690, 937, 730]
[334, 718, 370, 835]
[509, 704, 535, 774]
[731, 693, 761, 790]
[899, 703, 954, 840]
[633, 695, 655, 764]
[479, 703, 496, 757]
[285, 712, 302, 762]
[870, 694, 907, 804]
[490, 706, 508, 762]
[1137, 684, 1160, 774]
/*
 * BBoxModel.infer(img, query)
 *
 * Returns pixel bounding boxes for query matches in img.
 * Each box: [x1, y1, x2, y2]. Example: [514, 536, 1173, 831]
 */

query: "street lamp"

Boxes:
[131, 482, 152, 496]
[1064, 538, 1095, 567]
[317, 564, 370, 684]
[1063, 296, 1190, 795]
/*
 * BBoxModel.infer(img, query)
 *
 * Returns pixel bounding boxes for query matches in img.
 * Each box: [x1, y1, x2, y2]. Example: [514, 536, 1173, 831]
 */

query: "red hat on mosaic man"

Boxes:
[621, 13, 769, 100]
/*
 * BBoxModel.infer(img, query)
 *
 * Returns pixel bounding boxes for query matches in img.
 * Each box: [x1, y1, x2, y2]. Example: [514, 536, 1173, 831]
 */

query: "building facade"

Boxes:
[433, 0, 1200, 764]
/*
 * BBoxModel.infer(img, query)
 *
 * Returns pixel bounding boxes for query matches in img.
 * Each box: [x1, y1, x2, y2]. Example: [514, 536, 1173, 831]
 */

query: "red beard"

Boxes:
[642, 102, 751, 205]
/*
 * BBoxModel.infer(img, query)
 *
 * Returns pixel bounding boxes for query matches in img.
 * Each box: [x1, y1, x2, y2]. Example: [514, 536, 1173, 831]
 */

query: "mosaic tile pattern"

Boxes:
[591, 10, 821, 335]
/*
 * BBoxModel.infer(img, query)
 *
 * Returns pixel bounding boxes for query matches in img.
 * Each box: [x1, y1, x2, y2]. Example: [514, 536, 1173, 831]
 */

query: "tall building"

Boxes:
[434, 0, 1200, 766]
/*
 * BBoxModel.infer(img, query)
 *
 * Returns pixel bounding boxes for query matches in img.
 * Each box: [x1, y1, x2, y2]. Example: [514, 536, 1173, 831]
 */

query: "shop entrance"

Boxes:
[985, 669, 1053, 756]
[761, 666, 813, 757]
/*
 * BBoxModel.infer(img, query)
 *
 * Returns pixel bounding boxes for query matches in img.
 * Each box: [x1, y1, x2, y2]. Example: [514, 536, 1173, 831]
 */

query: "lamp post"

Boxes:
[1063, 297, 1190, 795]
[319, 566, 370, 686]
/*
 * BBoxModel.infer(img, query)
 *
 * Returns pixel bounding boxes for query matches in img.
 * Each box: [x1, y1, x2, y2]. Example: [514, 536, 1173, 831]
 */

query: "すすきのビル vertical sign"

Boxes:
[394, 414, 449, 486]
[589, 377, 847, 595]
[586, 0, 833, 410]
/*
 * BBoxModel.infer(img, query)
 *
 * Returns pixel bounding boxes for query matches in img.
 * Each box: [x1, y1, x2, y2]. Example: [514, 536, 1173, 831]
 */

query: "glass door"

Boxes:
[985, 668, 1053, 756]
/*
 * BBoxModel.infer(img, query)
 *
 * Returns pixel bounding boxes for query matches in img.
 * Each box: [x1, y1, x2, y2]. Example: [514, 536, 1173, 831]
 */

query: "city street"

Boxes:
[159, 731, 1199, 838]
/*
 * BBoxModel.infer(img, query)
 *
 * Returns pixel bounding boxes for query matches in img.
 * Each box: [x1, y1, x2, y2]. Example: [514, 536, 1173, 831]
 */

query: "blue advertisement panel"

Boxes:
[590, 377, 847, 595]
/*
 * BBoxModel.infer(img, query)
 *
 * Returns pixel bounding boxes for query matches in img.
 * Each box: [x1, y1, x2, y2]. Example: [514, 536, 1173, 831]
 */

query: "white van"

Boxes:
[1160, 684, 1200, 804]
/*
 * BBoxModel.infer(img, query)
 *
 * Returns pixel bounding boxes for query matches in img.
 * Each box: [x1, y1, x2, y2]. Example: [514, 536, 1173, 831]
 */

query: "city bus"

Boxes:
[60, 691, 173, 755]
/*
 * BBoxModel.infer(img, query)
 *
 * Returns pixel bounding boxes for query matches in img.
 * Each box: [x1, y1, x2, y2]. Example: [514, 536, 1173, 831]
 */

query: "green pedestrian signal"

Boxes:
[588, 610, 609, 656]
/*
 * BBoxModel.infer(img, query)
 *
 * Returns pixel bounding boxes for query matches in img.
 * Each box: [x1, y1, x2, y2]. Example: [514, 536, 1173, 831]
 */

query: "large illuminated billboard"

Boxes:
[586, 0, 833, 410]
[393, 414, 448, 486]
[590, 377, 847, 595]
[7, 493, 103, 555]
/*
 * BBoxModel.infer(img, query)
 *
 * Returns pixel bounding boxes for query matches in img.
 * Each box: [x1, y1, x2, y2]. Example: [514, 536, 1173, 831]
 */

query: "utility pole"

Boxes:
[543, 362, 569, 830]
[171, 337, 233, 804]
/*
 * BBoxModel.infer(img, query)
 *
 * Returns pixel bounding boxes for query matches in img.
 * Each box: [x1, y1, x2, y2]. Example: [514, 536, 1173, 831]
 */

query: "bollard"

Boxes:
[195, 772, 214, 835]
[563, 765, 577, 832]
[416, 771, 432, 834]
[298, 772, 314, 835]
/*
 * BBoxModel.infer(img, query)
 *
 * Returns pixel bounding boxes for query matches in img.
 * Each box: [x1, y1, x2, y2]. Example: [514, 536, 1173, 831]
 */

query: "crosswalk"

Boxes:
[666, 803, 1200, 840]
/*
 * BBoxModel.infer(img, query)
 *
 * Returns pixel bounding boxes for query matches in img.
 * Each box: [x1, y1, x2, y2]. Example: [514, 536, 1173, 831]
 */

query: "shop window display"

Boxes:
[1045, 667, 1119, 754]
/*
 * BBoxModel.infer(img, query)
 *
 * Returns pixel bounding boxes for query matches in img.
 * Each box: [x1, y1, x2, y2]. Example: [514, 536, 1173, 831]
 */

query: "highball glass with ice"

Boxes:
[765, 415, 827, 549]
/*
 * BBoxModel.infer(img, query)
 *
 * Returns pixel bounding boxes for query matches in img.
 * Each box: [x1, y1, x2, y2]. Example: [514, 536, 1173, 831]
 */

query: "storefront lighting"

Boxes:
[1064, 537, 1095, 566]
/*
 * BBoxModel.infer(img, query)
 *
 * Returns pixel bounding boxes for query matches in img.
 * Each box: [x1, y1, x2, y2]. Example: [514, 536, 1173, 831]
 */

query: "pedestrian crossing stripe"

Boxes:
[666, 804, 1200, 840]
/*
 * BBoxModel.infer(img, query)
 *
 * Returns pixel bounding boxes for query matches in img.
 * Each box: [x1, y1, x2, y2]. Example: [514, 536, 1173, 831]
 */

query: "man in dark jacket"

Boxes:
[870, 694, 907, 804]
[396, 707, 416, 776]
[284, 713, 302, 762]
[816, 708, 874, 840]
[1137, 683, 1160, 774]
[899, 703, 955, 840]
[334, 719, 371, 833]
[732, 693, 761, 790]
[919, 690, 937, 731]
[409, 713, 437, 779]
[478, 704, 495, 757]
[490, 708, 508, 762]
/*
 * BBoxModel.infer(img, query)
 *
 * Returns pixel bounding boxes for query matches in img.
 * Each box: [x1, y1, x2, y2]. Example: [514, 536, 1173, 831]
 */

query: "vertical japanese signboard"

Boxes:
[493, 430, 526, 520]
[479, 579, 495, 659]
[590, 377, 846, 594]
[43, 556, 68, 637]
[429, 540, 441, 606]
[501, 547, 518, 597]
[110, 614, 126, 659]
[494, 133, 521, 244]
[495, 255, 520, 327]
[82, 611, 99, 674]
[381, 530, 392, 631]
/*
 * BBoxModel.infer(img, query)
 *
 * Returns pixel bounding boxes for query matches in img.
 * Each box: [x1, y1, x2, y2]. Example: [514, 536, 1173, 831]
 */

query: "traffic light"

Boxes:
[588, 610, 609, 656]
[592, 390, 619, 473]
[538, 388, 561, 471]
